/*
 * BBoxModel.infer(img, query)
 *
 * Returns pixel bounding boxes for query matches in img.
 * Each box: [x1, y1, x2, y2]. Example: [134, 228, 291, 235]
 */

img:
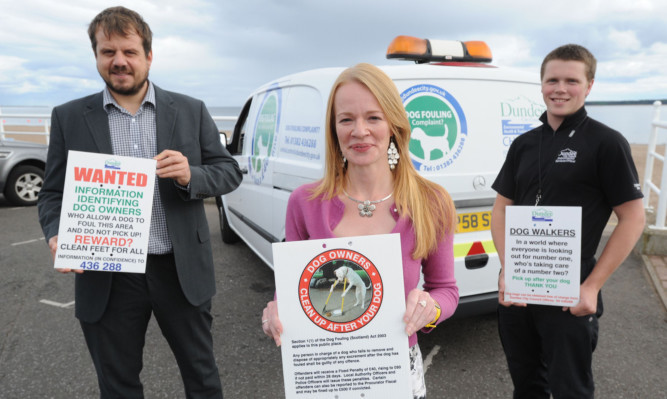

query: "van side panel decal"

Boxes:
[281, 124, 321, 160]
[279, 87, 323, 162]
[401, 84, 468, 172]
[499, 95, 545, 153]
[250, 86, 282, 184]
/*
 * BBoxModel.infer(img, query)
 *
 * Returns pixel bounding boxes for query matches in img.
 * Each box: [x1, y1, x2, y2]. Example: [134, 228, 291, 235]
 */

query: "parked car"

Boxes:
[217, 36, 545, 317]
[0, 139, 47, 206]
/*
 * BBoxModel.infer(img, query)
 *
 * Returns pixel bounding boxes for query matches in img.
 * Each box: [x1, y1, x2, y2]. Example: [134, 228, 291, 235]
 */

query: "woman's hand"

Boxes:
[403, 288, 438, 336]
[262, 300, 283, 347]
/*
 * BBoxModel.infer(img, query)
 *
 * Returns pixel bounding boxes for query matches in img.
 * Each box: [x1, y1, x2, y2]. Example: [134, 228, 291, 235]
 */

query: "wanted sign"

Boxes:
[273, 233, 411, 398]
[504, 206, 581, 306]
[54, 151, 156, 273]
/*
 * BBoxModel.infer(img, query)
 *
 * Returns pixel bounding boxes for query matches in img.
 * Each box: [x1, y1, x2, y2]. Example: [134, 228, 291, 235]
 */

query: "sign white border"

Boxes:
[504, 206, 581, 306]
[54, 150, 156, 274]
[273, 233, 412, 398]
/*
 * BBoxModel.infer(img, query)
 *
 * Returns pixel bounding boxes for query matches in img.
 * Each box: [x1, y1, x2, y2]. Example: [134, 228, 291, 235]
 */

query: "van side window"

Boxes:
[228, 99, 252, 155]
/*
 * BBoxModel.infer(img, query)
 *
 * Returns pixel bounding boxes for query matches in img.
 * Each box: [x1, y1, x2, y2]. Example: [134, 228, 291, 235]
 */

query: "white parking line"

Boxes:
[423, 344, 440, 374]
[11, 237, 44, 246]
[39, 299, 75, 308]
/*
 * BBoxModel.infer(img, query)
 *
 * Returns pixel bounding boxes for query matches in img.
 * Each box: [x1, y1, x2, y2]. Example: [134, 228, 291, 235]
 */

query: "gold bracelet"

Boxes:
[425, 303, 441, 328]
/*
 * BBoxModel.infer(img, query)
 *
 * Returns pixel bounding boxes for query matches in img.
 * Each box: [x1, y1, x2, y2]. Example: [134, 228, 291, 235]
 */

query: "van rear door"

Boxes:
[386, 66, 544, 305]
[224, 86, 284, 265]
[271, 83, 328, 249]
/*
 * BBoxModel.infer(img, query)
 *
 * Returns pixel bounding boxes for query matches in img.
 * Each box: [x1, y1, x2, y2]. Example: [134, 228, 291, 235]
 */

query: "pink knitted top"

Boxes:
[285, 182, 459, 347]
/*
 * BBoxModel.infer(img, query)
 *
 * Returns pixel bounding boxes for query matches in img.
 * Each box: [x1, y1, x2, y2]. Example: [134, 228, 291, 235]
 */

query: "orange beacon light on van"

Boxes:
[386, 35, 493, 64]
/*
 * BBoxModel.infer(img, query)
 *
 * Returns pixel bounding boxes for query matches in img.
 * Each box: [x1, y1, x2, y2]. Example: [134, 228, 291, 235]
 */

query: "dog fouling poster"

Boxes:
[273, 233, 411, 398]
[54, 150, 156, 273]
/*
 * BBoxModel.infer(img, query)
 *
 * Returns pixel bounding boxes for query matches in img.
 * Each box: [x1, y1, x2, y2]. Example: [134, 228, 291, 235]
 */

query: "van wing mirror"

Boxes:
[219, 132, 229, 148]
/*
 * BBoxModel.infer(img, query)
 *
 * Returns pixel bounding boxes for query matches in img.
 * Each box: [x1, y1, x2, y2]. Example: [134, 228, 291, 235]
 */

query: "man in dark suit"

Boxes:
[37, 6, 242, 398]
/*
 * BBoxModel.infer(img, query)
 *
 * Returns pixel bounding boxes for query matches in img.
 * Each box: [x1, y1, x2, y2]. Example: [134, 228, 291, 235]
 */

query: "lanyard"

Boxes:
[535, 117, 587, 206]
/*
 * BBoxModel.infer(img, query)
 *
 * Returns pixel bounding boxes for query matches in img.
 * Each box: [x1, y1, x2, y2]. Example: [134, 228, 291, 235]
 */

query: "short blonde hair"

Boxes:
[311, 63, 456, 259]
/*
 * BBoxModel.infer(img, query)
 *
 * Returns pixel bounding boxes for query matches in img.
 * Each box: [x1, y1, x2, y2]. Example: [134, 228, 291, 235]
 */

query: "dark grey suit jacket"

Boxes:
[38, 85, 242, 323]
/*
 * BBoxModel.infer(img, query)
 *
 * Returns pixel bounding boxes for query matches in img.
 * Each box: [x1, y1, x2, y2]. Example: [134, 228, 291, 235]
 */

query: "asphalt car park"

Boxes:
[0, 200, 665, 398]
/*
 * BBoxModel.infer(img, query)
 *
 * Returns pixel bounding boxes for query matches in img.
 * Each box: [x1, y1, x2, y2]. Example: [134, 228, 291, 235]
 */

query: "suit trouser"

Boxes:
[80, 254, 223, 399]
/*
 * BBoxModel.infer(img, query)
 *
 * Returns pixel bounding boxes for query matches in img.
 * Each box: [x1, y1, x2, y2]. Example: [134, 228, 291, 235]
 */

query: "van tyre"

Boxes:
[219, 202, 240, 244]
[4, 165, 43, 206]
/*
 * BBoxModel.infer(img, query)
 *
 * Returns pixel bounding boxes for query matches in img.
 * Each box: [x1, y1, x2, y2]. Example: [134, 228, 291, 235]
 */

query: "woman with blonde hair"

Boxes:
[262, 63, 458, 398]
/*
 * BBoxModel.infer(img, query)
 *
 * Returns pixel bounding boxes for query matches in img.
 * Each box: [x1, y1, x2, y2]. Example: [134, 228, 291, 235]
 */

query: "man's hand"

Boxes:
[492, 194, 525, 307]
[563, 283, 598, 316]
[498, 268, 527, 307]
[48, 235, 58, 260]
[562, 199, 645, 317]
[155, 150, 191, 186]
[49, 235, 83, 274]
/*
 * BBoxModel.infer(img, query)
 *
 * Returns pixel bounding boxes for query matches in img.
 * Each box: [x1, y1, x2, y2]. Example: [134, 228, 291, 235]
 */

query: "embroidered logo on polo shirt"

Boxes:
[556, 148, 577, 163]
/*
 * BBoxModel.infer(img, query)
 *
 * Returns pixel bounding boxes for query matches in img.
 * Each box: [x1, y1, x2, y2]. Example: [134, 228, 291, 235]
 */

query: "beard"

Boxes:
[103, 66, 149, 96]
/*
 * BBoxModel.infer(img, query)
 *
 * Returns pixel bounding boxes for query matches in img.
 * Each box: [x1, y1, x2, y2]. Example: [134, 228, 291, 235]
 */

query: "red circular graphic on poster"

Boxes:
[298, 248, 383, 333]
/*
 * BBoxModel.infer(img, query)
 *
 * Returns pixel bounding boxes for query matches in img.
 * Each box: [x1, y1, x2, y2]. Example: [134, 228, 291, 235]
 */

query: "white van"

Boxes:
[217, 36, 545, 316]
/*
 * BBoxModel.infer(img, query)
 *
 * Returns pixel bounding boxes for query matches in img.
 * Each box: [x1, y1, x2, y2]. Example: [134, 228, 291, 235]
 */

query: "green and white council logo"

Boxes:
[250, 87, 281, 184]
[401, 84, 467, 172]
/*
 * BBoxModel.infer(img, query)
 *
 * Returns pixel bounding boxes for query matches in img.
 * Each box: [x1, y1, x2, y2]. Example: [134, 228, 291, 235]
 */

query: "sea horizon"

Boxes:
[2, 102, 665, 144]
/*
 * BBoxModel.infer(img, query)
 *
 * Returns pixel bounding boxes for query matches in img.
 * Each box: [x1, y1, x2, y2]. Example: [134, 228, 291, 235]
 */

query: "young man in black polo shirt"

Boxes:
[490, 44, 645, 398]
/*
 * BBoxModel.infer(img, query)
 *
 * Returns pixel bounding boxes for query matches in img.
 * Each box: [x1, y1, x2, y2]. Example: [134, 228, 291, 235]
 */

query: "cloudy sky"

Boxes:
[1, 0, 666, 108]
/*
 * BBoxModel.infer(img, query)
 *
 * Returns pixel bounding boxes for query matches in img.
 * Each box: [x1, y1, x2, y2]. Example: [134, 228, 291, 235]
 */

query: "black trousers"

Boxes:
[498, 304, 599, 398]
[80, 254, 223, 399]
[498, 257, 602, 399]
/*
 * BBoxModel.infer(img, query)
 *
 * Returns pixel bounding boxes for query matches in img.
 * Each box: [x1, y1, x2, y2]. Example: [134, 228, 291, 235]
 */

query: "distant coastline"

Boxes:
[2, 102, 665, 144]
[2, 99, 665, 109]
[586, 99, 666, 106]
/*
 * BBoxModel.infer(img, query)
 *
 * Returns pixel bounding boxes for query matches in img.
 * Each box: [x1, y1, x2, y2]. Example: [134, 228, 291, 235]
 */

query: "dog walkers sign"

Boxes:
[273, 234, 411, 398]
[504, 206, 582, 306]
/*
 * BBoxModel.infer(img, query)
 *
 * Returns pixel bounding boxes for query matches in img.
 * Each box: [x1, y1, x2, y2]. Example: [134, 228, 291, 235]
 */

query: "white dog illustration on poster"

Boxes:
[331, 266, 371, 308]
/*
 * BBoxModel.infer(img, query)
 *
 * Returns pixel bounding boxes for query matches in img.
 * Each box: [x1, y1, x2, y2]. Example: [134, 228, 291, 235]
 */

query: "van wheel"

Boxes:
[4, 165, 43, 206]
[218, 199, 240, 244]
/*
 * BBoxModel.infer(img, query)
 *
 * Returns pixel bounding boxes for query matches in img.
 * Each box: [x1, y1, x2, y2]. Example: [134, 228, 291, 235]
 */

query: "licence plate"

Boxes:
[456, 211, 491, 233]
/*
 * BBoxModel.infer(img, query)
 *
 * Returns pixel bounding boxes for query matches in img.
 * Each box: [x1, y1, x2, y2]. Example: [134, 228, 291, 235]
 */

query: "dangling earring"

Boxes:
[388, 137, 399, 170]
[342, 153, 347, 167]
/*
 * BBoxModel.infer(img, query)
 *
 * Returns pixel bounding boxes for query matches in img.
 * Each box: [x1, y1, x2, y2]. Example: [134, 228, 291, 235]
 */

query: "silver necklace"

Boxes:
[343, 190, 393, 217]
